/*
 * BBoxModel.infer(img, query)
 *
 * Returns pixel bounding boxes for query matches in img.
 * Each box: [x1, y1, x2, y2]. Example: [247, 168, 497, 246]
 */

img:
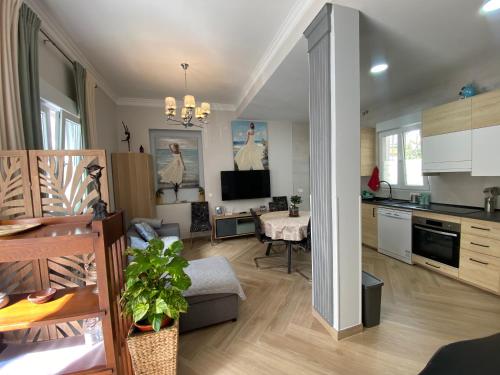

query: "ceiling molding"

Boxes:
[116, 97, 236, 112]
[235, 0, 325, 115]
[26, 0, 119, 103]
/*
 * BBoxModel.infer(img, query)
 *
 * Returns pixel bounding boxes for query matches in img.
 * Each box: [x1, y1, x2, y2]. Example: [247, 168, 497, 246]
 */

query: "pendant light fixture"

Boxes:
[165, 63, 210, 128]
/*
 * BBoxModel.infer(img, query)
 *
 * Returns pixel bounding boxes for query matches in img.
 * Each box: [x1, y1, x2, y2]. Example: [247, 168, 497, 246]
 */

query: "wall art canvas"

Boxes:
[231, 120, 268, 170]
[149, 129, 203, 189]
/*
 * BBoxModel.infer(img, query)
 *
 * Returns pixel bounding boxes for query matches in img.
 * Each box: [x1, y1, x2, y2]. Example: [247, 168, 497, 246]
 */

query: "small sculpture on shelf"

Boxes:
[121, 121, 131, 152]
[85, 261, 99, 294]
[173, 182, 181, 203]
[85, 164, 108, 220]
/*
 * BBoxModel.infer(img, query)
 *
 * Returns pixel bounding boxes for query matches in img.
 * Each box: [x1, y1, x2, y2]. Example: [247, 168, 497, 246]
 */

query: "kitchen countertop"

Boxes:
[362, 198, 500, 223]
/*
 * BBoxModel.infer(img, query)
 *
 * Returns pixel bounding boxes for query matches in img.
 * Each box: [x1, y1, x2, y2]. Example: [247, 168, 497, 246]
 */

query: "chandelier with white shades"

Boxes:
[164, 63, 210, 128]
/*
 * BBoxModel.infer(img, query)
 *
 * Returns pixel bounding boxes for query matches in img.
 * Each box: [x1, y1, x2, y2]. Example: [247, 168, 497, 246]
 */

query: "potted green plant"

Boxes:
[122, 238, 191, 374]
[155, 188, 164, 205]
[290, 195, 302, 217]
[198, 186, 205, 202]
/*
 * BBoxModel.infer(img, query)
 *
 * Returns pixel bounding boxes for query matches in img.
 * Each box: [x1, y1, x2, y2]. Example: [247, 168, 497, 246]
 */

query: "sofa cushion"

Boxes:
[183, 256, 246, 300]
[134, 222, 158, 241]
[161, 236, 180, 252]
[130, 217, 163, 229]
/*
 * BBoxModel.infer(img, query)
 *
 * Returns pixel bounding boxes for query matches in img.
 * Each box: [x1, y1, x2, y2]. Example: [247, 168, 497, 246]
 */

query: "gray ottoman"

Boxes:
[180, 256, 246, 333]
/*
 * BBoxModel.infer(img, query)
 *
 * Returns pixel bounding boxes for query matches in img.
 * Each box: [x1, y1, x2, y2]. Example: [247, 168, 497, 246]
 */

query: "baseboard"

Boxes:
[312, 308, 363, 340]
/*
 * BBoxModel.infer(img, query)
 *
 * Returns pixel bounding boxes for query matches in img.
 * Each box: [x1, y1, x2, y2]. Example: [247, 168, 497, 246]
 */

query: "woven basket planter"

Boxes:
[127, 320, 178, 375]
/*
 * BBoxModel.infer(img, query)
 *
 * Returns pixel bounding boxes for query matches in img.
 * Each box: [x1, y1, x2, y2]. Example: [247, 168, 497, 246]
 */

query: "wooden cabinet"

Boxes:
[422, 98, 471, 137]
[462, 218, 500, 241]
[360, 127, 376, 176]
[459, 218, 500, 294]
[471, 125, 500, 176]
[412, 254, 458, 279]
[472, 89, 500, 129]
[0, 213, 132, 374]
[361, 203, 378, 248]
[459, 249, 500, 294]
[112, 152, 156, 222]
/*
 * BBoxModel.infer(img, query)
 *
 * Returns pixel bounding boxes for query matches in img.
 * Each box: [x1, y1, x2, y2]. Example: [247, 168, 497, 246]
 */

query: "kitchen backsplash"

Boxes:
[361, 173, 500, 208]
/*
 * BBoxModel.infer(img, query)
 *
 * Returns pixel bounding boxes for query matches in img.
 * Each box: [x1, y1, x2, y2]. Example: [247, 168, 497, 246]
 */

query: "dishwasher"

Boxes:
[377, 207, 412, 264]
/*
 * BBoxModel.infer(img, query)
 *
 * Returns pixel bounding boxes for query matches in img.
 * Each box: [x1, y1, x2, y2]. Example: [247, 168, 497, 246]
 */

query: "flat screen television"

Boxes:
[221, 170, 271, 201]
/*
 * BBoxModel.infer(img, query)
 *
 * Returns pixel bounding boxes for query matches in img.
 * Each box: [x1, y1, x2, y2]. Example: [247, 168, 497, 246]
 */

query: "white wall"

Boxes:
[330, 5, 361, 332]
[115, 105, 299, 238]
[361, 54, 500, 208]
[95, 88, 118, 209]
[38, 36, 75, 101]
[292, 122, 310, 210]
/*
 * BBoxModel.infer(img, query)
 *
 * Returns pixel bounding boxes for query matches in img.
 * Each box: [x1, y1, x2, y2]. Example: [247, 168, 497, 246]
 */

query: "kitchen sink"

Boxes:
[379, 200, 423, 209]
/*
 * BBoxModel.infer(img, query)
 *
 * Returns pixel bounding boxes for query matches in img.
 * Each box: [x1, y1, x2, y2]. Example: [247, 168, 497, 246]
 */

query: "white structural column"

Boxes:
[304, 4, 361, 337]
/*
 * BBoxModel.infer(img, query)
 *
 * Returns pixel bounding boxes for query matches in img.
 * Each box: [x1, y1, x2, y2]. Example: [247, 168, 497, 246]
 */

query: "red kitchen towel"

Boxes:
[367, 166, 380, 191]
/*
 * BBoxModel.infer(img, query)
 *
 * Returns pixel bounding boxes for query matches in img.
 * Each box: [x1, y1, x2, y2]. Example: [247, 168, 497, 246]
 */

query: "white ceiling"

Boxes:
[240, 38, 309, 123]
[39, 0, 299, 104]
[242, 0, 500, 121]
[40, 0, 500, 119]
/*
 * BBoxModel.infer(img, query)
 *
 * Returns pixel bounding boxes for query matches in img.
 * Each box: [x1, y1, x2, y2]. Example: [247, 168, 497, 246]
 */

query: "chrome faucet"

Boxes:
[379, 180, 392, 200]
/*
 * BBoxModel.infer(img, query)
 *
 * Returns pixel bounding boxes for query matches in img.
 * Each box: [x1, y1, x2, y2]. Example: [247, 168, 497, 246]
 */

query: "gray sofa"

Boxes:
[126, 218, 245, 334]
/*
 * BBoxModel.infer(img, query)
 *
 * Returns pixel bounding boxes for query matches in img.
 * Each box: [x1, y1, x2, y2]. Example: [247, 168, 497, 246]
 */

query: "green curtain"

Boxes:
[73, 61, 89, 148]
[18, 3, 42, 150]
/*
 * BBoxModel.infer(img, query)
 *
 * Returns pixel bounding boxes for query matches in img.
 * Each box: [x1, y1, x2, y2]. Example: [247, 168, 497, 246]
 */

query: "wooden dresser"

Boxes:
[112, 152, 156, 222]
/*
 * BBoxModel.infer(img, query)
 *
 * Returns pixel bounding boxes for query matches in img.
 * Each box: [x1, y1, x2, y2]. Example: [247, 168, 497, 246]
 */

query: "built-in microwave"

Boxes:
[412, 216, 461, 268]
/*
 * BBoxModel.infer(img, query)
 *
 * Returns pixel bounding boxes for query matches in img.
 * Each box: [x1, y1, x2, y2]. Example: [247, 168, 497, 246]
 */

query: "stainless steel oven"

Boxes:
[412, 216, 461, 268]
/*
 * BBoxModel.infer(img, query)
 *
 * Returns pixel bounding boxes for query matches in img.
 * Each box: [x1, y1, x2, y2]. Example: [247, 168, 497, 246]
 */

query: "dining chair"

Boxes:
[272, 196, 288, 211]
[190, 202, 212, 248]
[250, 209, 285, 268]
[295, 218, 312, 281]
[268, 201, 280, 212]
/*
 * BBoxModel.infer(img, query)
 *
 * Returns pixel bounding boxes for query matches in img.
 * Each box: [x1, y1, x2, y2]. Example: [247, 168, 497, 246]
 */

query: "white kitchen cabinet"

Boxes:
[422, 130, 472, 173]
[471, 125, 500, 176]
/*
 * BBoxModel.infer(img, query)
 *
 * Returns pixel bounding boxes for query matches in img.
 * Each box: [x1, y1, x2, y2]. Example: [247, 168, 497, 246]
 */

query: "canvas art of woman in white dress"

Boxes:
[159, 143, 185, 185]
[235, 122, 264, 170]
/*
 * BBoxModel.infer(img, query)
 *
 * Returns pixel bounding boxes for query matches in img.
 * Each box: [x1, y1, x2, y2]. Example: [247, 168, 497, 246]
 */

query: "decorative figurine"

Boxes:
[459, 84, 477, 99]
[85, 164, 108, 220]
[121, 121, 131, 152]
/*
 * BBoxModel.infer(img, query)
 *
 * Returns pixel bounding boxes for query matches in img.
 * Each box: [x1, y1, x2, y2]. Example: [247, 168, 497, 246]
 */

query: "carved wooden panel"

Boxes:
[0, 150, 33, 219]
[0, 152, 39, 343]
[1, 150, 110, 344]
[29, 150, 109, 217]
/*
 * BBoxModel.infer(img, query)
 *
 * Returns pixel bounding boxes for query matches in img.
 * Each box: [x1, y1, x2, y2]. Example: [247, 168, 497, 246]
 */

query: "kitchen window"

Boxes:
[378, 125, 428, 190]
[40, 99, 82, 150]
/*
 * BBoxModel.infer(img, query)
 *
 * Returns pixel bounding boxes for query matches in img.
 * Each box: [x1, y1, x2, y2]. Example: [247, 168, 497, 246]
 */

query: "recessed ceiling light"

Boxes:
[481, 0, 500, 13]
[370, 63, 388, 74]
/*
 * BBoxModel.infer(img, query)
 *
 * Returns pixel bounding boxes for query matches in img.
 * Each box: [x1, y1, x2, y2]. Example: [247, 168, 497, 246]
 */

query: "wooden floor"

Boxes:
[179, 237, 500, 374]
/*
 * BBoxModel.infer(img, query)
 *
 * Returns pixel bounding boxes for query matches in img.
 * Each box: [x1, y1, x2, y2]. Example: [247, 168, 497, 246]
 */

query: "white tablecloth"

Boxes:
[260, 210, 310, 241]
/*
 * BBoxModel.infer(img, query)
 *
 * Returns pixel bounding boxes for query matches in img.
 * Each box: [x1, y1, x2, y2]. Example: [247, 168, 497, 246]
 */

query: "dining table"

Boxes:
[260, 210, 310, 273]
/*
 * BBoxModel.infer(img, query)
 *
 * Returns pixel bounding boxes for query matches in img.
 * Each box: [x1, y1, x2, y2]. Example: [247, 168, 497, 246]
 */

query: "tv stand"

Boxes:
[211, 211, 264, 244]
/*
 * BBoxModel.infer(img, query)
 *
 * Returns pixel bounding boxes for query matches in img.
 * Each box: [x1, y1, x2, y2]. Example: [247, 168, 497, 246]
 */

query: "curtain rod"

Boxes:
[39, 28, 98, 89]
[40, 28, 74, 65]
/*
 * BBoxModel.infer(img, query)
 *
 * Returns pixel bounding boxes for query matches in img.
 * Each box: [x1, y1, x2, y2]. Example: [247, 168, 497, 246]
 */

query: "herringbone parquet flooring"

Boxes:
[178, 237, 500, 375]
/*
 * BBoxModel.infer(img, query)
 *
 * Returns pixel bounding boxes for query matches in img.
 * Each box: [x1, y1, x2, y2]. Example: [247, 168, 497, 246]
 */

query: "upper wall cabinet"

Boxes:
[422, 98, 471, 137]
[422, 130, 472, 173]
[361, 127, 376, 176]
[472, 89, 500, 130]
[472, 125, 500, 176]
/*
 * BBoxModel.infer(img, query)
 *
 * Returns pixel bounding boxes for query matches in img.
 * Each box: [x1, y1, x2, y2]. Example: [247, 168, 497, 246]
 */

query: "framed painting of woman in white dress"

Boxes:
[149, 129, 204, 191]
[232, 120, 268, 170]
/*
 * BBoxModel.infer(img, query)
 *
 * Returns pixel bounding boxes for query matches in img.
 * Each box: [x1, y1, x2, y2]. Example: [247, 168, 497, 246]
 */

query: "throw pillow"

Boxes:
[134, 222, 159, 241]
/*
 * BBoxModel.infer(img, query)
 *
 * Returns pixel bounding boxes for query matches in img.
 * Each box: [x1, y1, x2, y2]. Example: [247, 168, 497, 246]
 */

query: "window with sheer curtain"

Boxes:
[378, 125, 428, 190]
[40, 99, 82, 150]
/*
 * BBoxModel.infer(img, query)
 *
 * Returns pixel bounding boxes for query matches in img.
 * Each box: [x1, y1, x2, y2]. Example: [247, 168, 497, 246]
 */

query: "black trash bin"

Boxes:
[362, 271, 384, 328]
